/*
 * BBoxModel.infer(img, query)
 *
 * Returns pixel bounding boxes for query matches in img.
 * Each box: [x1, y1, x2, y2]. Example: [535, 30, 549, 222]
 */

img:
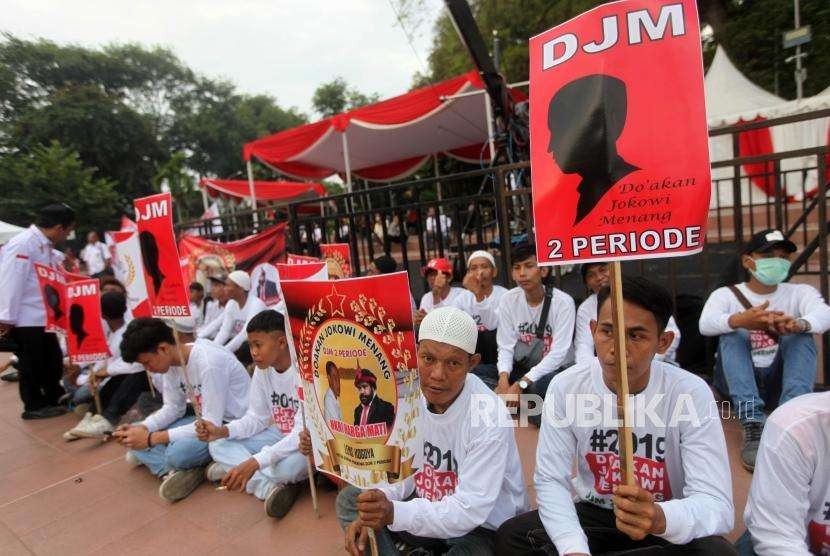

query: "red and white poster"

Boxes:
[33, 263, 70, 334]
[320, 243, 352, 278]
[133, 193, 191, 318]
[65, 279, 111, 364]
[529, 0, 710, 265]
[286, 253, 320, 265]
[107, 230, 152, 317]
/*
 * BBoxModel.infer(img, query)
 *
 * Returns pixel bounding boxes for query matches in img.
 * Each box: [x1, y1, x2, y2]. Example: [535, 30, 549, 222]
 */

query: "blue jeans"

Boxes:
[335, 485, 495, 555]
[716, 330, 816, 425]
[129, 416, 211, 477]
[208, 427, 308, 500]
[734, 531, 756, 556]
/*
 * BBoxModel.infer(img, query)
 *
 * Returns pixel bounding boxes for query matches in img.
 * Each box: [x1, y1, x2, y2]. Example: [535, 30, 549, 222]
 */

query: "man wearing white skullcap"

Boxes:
[337, 306, 529, 555]
[463, 250, 508, 384]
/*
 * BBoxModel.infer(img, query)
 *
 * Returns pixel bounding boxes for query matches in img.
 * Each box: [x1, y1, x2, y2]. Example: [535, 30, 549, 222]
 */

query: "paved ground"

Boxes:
[0, 377, 752, 555]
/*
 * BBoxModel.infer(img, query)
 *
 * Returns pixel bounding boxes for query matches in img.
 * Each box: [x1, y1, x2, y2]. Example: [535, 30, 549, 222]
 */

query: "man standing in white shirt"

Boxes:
[338, 307, 528, 555]
[211, 270, 267, 364]
[114, 317, 251, 502]
[0, 204, 75, 419]
[414, 258, 475, 326]
[80, 231, 111, 278]
[197, 310, 307, 518]
[497, 276, 735, 555]
[740, 391, 830, 556]
[575, 262, 681, 365]
[495, 243, 575, 403]
[699, 228, 830, 471]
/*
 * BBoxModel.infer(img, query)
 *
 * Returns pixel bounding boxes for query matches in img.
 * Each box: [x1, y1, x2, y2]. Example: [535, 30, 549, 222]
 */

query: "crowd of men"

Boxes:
[0, 204, 829, 555]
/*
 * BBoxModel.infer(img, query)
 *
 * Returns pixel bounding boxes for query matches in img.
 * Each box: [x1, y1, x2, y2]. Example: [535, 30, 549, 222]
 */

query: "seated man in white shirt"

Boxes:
[497, 276, 735, 555]
[197, 274, 228, 339]
[699, 228, 830, 471]
[113, 317, 251, 502]
[337, 307, 528, 555]
[494, 243, 576, 403]
[575, 262, 681, 365]
[463, 250, 508, 385]
[209, 270, 267, 365]
[739, 390, 830, 556]
[64, 291, 150, 439]
[197, 309, 307, 518]
[414, 257, 475, 326]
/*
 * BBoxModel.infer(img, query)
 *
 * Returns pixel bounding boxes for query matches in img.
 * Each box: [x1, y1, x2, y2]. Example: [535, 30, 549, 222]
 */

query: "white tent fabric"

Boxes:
[706, 46, 829, 208]
[0, 220, 25, 245]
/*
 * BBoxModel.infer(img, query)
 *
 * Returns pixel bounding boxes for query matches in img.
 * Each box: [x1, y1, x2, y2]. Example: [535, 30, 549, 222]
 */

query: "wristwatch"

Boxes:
[796, 318, 811, 333]
[518, 378, 532, 391]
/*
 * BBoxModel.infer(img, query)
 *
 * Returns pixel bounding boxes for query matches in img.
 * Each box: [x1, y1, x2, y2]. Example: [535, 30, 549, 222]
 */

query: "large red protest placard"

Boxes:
[529, 0, 710, 265]
[65, 279, 110, 364]
[319, 244, 352, 278]
[280, 272, 418, 487]
[133, 193, 191, 318]
[34, 263, 69, 333]
[286, 253, 320, 265]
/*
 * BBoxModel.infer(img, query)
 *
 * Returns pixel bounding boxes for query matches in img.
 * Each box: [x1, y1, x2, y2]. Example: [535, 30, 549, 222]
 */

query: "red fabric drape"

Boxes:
[738, 117, 776, 196]
[199, 179, 325, 202]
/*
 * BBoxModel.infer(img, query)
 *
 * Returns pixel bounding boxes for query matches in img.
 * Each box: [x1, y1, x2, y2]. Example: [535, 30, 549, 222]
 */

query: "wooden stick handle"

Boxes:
[299, 396, 319, 517]
[91, 371, 103, 416]
[170, 324, 201, 420]
[609, 261, 635, 486]
[366, 528, 378, 556]
[146, 370, 156, 398]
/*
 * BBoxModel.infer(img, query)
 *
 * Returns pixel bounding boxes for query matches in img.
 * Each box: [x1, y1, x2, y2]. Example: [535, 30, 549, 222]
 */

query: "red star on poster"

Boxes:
[325, 284, 347, 317]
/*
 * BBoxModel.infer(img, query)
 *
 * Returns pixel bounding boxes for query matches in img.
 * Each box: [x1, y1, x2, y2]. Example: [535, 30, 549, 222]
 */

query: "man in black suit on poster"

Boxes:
[352, 369, 395, 430]
[255, 271, 279, 305]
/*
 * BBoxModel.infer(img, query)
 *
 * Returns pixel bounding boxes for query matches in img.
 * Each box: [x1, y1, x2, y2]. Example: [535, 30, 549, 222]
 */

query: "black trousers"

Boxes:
[10, 327, 64, 411]
[98, 372, 150, 425]
[496, 503, 737, 556]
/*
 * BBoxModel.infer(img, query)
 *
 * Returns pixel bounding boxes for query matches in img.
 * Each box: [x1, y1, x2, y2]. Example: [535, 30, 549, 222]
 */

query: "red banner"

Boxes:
[34, 263, 70, 333]
[65, 279, 110, 364]
[133, 193, 191, 318]
[529, 0, 709, 265]
[107, 230, 152, 317]
[320, 243, 352, 278]
[286, 253, 320, 265]
[178, 223, 287, 284]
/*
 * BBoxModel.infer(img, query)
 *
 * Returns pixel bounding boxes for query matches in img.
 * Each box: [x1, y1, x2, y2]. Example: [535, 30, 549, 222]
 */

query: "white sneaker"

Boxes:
[125, 451, 140, 466]
[205, 462, 226, 483]
[159, 467, 206, 502]
[72, 414, 114, 438]
[62, 430, 80, 442]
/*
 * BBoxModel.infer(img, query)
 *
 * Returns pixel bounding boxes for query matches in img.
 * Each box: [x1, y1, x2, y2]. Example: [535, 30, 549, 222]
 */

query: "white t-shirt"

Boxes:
[574, 293, 682, 364]
[324, 388, 343, 424]
[699, 282, 830, 367]
[213, 296, 268, 353]
[141, 340, 251, 442]
[744, 391, 830, 555]
[80, 241, 111, 275]
[496, 286, 576, 382]
[419, 287, 475, 316]
[470, 285, 508, 332]
[535, 359, 734, 555]
[425, 214, 452, 234]
[380, 374, 529, 537]
[225, 365, 303, 469]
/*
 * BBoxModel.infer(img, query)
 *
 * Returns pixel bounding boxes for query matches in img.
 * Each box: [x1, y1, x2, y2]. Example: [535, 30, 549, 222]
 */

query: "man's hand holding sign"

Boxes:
[529, 0, 710, 541]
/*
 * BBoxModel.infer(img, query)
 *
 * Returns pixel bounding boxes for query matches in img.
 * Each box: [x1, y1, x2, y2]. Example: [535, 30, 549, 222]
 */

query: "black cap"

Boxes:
[744, 229, 797, 255]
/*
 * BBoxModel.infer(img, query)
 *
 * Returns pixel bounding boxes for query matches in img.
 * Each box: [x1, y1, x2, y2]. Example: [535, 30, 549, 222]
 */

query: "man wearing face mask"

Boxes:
[699, 229, 830, 472]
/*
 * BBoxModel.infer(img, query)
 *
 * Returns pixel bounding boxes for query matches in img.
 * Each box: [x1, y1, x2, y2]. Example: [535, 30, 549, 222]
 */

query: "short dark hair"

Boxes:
[100, 276, 126, 294]
[189, 281, 204, 292]
[325, 361, 337, 374]
[596, 276, 674, 332]
[120, 318, 175, 363]
[580, 262, 607, 282]
[511, 243, 537, 265]
[36, 204, 76, 229]
[246, 309, 285, 334]
[100, 291, 127, 320]
[372, 255, 397, 274]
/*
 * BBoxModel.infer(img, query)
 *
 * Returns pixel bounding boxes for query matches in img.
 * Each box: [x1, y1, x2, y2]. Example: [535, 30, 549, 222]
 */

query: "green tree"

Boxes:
[0, 142, 120, 233]
[311, 77, 380, 117]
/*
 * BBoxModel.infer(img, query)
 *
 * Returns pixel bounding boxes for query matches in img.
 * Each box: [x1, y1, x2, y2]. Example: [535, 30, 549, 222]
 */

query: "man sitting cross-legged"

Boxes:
[113, 317, 250, 502]
[196, 309, 308, 518]
[338, 306, 529, 556]
[496, 276, 736, 555]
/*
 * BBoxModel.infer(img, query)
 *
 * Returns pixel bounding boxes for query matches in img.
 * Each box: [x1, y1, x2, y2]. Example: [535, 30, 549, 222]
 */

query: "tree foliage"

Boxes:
[311, 77, 380, 118]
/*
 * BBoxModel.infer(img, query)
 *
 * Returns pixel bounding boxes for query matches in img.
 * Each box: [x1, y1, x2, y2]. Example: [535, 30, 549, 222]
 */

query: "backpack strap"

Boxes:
[727, 285, 753, 310]
[536, 286, 554, 339]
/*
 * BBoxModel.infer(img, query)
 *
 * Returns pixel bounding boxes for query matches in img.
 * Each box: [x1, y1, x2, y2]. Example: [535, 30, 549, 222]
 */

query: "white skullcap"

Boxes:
[467, 250, 496, 268]
[418, 307, 478, 354]
[227, 270, 251, 291]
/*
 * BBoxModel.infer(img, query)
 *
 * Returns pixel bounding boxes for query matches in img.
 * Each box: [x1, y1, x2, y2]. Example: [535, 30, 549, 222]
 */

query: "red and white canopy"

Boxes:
[198, 178, 325, 203]
[243, 70, 527, 182]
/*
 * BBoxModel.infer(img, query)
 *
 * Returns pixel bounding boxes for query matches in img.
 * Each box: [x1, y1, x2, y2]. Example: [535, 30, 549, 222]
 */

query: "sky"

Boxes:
[1, 0, 445, 118]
